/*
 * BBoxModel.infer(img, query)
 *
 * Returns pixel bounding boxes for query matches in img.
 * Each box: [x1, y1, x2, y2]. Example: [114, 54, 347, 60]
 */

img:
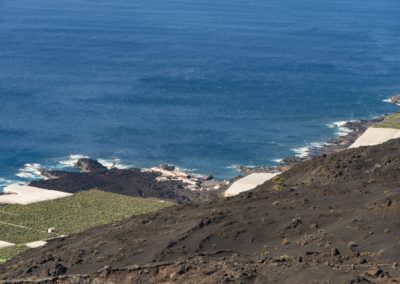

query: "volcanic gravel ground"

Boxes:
[2, 139, 400, 283]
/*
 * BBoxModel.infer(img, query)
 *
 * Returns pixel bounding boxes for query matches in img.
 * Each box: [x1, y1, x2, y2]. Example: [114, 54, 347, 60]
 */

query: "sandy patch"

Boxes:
[0, 184, 73, 205]
[349, 127, 400, 148]
[224, 173, 279, 197]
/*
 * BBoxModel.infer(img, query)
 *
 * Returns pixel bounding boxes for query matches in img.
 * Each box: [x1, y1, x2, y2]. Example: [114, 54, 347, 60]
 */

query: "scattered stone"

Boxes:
[98, 265, 112, 277]
[350, 276, 372, 283]
[366, 266, 383, 277]
[160, 164, 176, 171]
[282, 239, 290, 245]
[48, 263, 68, 277]
[330, 247, 340, 257]
[358, 258, 367, 264]
[348, 241, 358, 249]
[205, 175, 214, 181]
[374, 163, 382, 170]
[272, 201, 280, 206]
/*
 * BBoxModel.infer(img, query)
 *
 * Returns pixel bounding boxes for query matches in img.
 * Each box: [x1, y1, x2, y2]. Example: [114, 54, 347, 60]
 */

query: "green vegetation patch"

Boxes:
[0, 190, 174, 261]
[0, 223, 58, 244]
[272, 176, 285, 191]
[373, 113, 400, 129]
[0, 245, 27, 263]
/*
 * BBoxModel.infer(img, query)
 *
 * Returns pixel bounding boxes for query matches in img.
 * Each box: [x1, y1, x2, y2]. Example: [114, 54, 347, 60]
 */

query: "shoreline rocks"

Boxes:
[236, 117, 384, 175]
[389, 95, 400, 104]
[30, 160, 226, 204]
[75, 158, 108, 173]
[26, 112, 394, 196]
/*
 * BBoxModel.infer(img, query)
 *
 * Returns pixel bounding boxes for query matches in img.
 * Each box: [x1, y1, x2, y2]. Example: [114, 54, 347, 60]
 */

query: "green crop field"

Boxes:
[0, 190, 174, 262]
[373, 113, 400, 129]
[0, 245, 27, 264]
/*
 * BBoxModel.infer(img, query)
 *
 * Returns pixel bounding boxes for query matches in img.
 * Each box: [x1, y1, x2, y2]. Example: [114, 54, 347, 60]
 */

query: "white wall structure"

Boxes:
[224, 173, 279, 197]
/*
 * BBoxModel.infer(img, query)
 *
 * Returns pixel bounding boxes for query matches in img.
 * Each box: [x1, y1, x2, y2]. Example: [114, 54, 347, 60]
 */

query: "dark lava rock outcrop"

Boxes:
[75, 158, 108, 173]
[3, 140, 400, 283]
[31, 159, 213, 204]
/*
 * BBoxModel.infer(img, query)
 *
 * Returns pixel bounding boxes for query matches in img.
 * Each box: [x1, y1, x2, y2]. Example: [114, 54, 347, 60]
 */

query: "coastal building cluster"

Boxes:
[147, 164, 225, 191]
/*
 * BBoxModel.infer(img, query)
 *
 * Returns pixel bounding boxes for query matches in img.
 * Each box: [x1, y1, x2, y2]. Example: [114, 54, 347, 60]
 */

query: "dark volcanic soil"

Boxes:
[2, 139, 400, 283]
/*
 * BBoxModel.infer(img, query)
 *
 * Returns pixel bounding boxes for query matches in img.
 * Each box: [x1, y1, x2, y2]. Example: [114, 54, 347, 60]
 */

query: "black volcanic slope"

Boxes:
[2, 139, 400, 283]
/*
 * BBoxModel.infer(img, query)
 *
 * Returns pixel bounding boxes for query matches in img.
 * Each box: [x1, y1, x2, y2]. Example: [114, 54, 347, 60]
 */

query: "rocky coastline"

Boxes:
[30, 159, 226, 204]
[28, 115, 388, 198]
[236, 116, 385, 175]
[23, 99, 398, 200]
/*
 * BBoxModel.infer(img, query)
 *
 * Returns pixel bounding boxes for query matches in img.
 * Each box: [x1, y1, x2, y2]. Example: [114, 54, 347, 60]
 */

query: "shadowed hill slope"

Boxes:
[2, 139, 400, 283]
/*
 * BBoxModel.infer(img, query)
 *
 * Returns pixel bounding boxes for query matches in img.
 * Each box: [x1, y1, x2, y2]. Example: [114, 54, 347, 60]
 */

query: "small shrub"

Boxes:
[272, 176, 285, 191]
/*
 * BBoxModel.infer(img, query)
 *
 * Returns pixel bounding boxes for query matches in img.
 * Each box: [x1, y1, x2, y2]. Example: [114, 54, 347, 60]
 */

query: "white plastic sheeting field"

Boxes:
[0, 184, 72, 205]
[224, 173, 279, 197]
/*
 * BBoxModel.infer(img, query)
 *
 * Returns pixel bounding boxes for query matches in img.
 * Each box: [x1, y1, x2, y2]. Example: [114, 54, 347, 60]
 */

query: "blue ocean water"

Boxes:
[1, 0, 400, 186]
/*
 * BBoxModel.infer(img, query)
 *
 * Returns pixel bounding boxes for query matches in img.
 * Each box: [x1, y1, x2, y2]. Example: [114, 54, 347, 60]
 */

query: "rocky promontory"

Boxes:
[31, 159, 223, 204]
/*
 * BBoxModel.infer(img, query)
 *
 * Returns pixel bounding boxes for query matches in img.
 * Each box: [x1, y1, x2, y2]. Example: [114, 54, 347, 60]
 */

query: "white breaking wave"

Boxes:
[0, 177, 16, 187]
[226, 165, 239, 169]
[10, 155, 133, 185]
[383, 98, 400, 106]
[292, 146, 309, 158]
[97, 158, 131, 169]
[227, 164, 256, 171]
[58, 154, 89, 168]
[16, 163, 45, 179]
[271, 158, 283, 163]
[292, 142, 324, 158]
[180, 167, 199, 173]
[0, 178, 21, 193]
[327, 120, 354, 136]
[59, 155, 132, 170]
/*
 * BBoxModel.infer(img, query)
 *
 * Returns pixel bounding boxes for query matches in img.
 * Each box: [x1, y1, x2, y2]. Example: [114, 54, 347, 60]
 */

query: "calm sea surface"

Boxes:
[1, 0, 400, 186]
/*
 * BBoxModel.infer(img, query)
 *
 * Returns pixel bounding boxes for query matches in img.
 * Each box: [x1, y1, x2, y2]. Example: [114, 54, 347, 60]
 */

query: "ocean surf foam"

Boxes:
[383, 98, 400, 106]
[16, 163, 46, 179]
[59, 155, 132, 170]
[97, 158, 131, 169]
[58, 154, 89, 168]
[327, 120, 353, 136]
[292, 142, 324, 158]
